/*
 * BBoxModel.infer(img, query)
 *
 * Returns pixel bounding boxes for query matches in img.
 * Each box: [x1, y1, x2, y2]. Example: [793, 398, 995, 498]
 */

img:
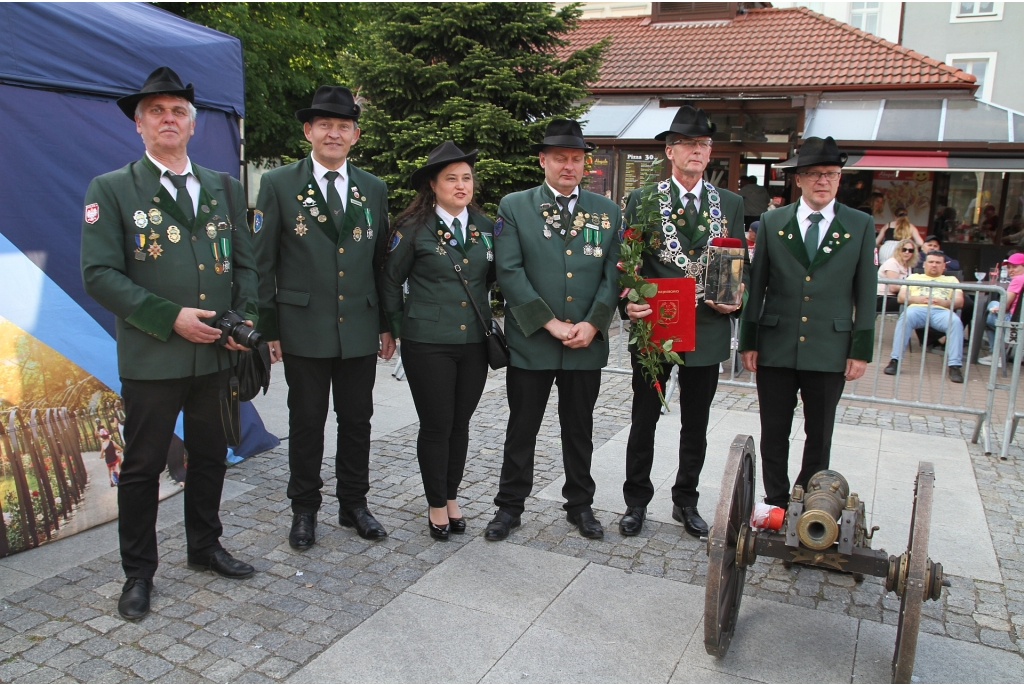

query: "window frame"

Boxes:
[946, 51, 998, 102]
[949, 1, 1004, 23]
[849, 2, 881, 34]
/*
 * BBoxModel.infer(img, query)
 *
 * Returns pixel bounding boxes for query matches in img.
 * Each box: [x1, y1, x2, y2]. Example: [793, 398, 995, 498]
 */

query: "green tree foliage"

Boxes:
[345, 2, 607, 213]
[156, 2, 368, 163]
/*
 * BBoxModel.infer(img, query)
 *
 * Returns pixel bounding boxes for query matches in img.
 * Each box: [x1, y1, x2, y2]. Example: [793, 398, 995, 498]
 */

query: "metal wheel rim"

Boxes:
[704, 434, 756, 657]
[892, 462, 934, 684]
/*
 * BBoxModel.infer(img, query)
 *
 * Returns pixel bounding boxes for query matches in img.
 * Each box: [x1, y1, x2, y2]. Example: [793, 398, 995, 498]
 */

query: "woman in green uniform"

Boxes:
[382, 141, 495, 540]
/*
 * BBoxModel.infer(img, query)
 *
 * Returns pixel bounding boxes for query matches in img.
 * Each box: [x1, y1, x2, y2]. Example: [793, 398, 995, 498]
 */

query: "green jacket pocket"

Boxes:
[760, 313, 780, 327]
[833, 318, 853, 332]
[407, 302, 440, 321]
[276, 289, 310, 306]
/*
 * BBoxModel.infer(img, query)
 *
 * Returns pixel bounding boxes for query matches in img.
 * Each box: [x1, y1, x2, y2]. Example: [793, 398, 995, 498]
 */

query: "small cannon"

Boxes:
[704, 435, 950, 684]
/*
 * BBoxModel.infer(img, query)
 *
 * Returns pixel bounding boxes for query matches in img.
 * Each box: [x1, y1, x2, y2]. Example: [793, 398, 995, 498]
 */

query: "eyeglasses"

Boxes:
[901, 248, 915, 253]
[670, 139, 713, 150]
[798, 171, 841, 181]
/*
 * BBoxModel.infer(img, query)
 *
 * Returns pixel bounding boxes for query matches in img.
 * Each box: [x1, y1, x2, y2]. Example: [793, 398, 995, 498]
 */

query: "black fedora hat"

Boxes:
[295, 85, 361, 123]
[655, 105, 716, 141]
[531, 118, 595, 153]
[410, 141, 479, 190]
[116, 66, 194, 120]
[776, 136, 848, 170]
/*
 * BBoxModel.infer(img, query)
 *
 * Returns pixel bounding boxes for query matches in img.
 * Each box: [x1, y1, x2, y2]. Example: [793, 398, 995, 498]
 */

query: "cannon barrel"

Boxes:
[795, 470, 850, 550]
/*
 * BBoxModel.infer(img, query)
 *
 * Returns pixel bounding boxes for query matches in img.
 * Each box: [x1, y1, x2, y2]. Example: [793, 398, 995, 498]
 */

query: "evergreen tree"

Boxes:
[156, 3, 368, 163]
[345, 2, 607, 212]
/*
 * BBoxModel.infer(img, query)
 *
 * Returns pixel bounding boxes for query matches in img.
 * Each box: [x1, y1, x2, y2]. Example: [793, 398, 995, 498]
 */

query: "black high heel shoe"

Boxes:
[428, 518, 450, 541]
[448, 516, 466, 534]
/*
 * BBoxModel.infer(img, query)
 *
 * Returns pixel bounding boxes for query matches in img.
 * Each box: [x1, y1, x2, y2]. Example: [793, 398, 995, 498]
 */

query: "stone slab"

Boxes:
[852, 619, 1024, 683]
[409, 539, 586, 623]
[292, 592, 528, 684]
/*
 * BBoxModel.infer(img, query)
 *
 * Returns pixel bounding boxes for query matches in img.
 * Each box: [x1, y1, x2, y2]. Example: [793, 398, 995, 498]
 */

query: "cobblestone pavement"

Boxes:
[1, 367, 1022, 683]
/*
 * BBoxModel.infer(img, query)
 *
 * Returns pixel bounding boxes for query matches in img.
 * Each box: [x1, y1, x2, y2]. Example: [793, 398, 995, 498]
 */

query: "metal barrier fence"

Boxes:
[607, 279, 1022, 456]
[0, 405, 122, 558]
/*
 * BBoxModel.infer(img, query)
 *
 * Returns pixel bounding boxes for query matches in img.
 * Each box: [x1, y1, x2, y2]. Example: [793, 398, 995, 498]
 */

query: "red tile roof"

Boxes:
[562, 7, 976, 93]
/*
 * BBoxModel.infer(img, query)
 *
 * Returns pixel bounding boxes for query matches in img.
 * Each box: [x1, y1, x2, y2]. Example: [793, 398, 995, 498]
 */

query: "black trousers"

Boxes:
[401, 340, 488, 508]
[756, 365, 846, 507]
[283, 353, 376, 512]
[495, 366, 601, 517]
[624, 359, 719, 509]
[119, 372, 229, 579]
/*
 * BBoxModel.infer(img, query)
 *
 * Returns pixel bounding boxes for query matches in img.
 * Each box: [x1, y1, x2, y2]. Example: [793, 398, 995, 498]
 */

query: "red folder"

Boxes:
[646, 278, 696, 352]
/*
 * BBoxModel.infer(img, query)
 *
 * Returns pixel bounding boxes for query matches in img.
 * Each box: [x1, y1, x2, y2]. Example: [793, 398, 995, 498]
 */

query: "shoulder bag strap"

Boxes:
[439, 239, 492, 338]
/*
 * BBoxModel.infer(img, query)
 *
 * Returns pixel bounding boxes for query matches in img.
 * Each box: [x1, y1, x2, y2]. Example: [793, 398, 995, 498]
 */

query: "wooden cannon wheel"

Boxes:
[704, 434, 756, 657]
[891, 461, 935, 684]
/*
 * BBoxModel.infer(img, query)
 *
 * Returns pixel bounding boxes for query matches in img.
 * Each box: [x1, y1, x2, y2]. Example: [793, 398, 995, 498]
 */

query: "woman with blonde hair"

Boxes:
[876, 207, 923, 263]
[877, 238, 918, 312]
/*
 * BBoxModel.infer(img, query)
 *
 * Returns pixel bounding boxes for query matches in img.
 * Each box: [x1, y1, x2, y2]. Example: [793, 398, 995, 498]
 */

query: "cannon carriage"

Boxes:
[704, 434, 950, 684]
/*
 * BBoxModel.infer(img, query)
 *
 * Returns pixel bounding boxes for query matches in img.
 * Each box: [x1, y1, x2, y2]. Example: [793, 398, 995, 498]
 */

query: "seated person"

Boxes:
[980, 253, 1024, 365]
[884, 251, 965, 383]
[917, 236, 961, 272]
[877, 239, 918, 313]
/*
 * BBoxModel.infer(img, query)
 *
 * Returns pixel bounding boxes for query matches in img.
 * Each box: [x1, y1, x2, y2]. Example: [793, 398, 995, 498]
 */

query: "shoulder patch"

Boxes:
[252, 209, 263, 234]
[388, 230, 402, 252]
[85, 203, 99, 224]
[493, 217, 504, 237]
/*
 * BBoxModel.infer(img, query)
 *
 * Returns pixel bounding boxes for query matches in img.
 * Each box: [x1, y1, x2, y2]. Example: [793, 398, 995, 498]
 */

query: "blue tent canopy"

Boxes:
[0, 2, 245, 339]
[0, 2, 245, 117]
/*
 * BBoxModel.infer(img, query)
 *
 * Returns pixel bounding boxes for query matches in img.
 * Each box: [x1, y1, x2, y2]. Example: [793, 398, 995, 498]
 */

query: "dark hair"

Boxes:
[925, 250, 945, 259]
[383, 167, 481, 262]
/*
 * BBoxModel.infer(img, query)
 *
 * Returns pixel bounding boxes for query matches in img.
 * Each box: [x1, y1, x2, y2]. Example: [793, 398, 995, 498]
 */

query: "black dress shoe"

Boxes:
[884, 359, 899, 376]
[117, 577, 151, 622]
[428, 518, 450, 541]
[187, 549, 255, 579]
[618, 506, 646, 536]
[289, 512, 317, 549]
[672, 505, 708, 538]
[484, 510, 521, 541]
[448, 517, 466, 534]
[567, 509, 604, 539]
[338, 507, 388, 540]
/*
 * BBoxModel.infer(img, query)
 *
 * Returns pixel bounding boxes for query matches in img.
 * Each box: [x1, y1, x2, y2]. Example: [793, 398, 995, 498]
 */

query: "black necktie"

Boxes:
[806, 212, 824, 262]
[166, 172, 194, 223]
[557, 194, 576, 234]
[324, 170, 344, 227]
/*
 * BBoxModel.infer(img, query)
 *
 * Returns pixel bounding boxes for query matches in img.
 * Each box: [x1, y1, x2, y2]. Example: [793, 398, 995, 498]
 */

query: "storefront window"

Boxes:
[1000, 174, 1024, 246]
[707, 111, 798, 143]
[942, 171, 1003, 243]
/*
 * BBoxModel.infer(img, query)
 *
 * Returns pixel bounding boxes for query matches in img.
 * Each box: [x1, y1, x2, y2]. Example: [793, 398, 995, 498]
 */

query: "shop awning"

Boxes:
[845, 150, 1024, 172]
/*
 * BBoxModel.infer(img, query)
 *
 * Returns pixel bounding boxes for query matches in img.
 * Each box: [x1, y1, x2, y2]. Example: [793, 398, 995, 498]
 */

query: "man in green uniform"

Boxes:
[739, 137, 876, 507]
[253, 86, 394, 548]
[619, 106, 747, 538]
[486, 119, 622, 541]
[81, 67, 260, 621]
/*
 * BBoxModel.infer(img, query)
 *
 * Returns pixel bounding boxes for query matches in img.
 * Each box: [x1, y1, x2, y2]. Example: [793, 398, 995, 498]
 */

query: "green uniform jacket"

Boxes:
[495, 185, 622, 370]
[381, 211, 495, 344]
[739, 201, 876, 372]
[623, 181, 747, 367]
[81, 156, 258, 381]
[253, 157, 389, 359]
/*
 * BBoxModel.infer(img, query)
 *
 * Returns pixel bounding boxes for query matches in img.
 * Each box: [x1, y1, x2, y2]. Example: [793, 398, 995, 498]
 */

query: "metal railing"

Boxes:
[607, 278, 1019, 453]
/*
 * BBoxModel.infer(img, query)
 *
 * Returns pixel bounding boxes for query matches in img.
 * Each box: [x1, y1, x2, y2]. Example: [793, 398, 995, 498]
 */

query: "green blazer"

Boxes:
[81, 156, 258, 381]
[495, 185, 622, 370]
[253, 157, 389, 359]
[623, 181, 747, 367]
[382, 211, 495, 344]
[739, 201, 877, 372]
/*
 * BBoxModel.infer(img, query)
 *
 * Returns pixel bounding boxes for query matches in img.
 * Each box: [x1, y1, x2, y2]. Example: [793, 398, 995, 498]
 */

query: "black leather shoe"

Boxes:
[618, 506, 646, 537]
[187, 549, 255, 579]
[567, 509, 604, 539]
[289, 512, 317, 549]
[484, 510, 520, 541]
[672, 505, 708, 538]
[338, 507, 388, 540]
[884, 359, 899, 376]
[449, 517, 466, 534]
[428, 518, 450, 541]
[117, 577, 151, 622]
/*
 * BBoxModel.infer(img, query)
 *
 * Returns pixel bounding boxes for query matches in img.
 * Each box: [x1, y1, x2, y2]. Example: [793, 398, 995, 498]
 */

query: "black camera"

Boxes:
[215, 310, 263, 348]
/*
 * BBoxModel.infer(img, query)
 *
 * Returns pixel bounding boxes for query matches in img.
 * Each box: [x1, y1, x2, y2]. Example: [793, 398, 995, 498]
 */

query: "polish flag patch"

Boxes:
[85, 203, 99, 224]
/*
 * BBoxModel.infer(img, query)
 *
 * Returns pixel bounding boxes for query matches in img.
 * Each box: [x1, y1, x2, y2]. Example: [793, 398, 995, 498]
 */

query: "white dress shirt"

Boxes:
[311, 155, 348, 212]
[147, 152, 200, 214]
[547, 183, 580, 214]
[796, 198, 836, 250]
[673, 176, 705, 214]
[435, 205, 470, 242]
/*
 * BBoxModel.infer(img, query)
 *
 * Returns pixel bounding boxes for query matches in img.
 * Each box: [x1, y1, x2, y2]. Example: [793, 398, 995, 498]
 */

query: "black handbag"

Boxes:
[440, 240, 508, 369]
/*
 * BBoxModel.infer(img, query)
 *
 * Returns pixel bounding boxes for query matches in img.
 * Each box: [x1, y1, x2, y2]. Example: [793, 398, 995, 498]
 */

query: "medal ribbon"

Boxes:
[219, 237, 230, 258]
[480, 232, 492, 250]
[211, 242, 220, 262]
[135, 234, 146, 249]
